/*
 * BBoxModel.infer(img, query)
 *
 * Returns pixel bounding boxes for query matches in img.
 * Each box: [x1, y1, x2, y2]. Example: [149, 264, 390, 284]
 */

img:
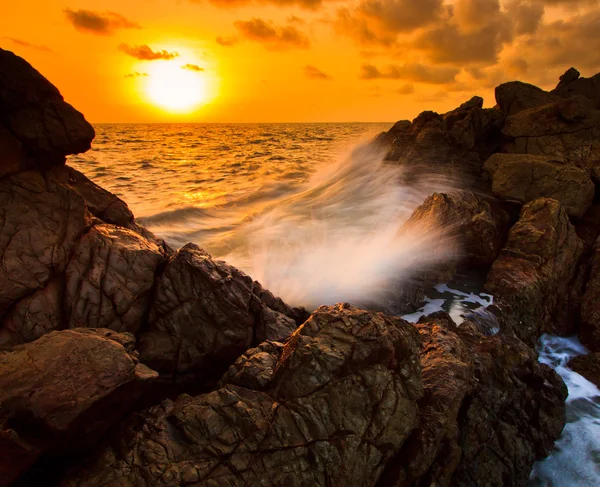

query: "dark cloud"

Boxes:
[198, 0, 324, 10]
[397, 83, 415, 94]
[64, 8, 140, 35]
[233, 18, 310, 50]
[359, 62, 459, 84]
[505, 0, 545, 35]
[216, 36, 239, 46]
[2, 37, 52, 52]
[304, 65, 332, 79]
[182, 64, 204, 71]
[124, 72, 149, 78]
[118, 44, 179, 60]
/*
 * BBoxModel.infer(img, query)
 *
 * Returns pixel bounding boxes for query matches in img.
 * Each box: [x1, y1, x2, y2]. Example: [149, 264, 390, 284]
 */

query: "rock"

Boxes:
[139, 243, 301, 382]
[0, 170, 89, 312]
[502, 96, 600, 180]
[485, 198, 584, 342]
[579, 237, 600, 351]
[61, 304, 423, 487]
[484, 153, 595, 218]
[399, 190, 509, 271]
[495, 81, 558, 116]
[0, 126, 31, 179]
[0, 428, 39, 487]
[568, 353, 600, 387]
[64, 224, 166, 333]
[381, 98, 505, 188]
[0, 48, 95, 163]
[552, 69, 600, 103]
[555, 67, 581, 90]
[0, 329, 158, 459]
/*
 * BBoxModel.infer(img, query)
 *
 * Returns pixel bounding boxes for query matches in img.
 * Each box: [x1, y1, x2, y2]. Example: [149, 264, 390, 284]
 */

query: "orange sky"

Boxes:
[2, 0, 600, 122]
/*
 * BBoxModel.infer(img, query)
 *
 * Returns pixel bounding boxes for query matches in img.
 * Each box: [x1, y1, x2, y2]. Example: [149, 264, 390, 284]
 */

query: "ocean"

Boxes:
[69, 123, 600, 486]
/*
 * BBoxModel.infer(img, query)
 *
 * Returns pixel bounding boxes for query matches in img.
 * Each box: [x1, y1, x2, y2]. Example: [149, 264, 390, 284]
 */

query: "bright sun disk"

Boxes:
[146, 63, 207, 112]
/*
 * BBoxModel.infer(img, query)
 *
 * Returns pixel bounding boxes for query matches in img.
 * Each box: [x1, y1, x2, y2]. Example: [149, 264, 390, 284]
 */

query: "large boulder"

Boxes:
[139, 243, 303, 382]
[485, 198, 584, 342]
[484, 153, 594, 218]
[502, 95, 600, 180]
[495, 81, 558, 116]
[61, 304, 423, 487]
[0, 48, 94, 164]
[552, 68, 600, 103]
[0, 328, 157, 477]
[568, 353, 600, 387]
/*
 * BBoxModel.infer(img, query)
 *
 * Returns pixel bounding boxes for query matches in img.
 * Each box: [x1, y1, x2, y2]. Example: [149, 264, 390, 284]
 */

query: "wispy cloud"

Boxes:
[181, 63, 204, 71]
[304, 65, 332, 80]
[2, 37, 52, 52]
[118, 44, 179, 60]
[64, 8, 140, 35]
[233, 18, 310, 50]
[124, 72, 149, 78]
[216, 36, 239, 46]
[359, 63, 458, 84]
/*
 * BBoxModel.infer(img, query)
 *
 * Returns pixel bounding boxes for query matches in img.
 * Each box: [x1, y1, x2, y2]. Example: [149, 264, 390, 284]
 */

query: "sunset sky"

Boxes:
[2, 0, 600, 122]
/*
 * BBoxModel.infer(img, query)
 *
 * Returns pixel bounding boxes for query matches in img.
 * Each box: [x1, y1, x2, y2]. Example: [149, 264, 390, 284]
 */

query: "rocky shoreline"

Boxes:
[1, 46, 599, 486]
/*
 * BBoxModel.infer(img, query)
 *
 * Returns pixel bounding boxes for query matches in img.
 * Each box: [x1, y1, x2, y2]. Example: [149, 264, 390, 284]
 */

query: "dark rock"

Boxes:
[579, 237, 600, 351]
[485, 198, 584, 342]
[484, 153, 595, 218]
[139, 243, 302, 382]
[552, 70, 600, 103]
[0, 48, 95, 163]
[568, 353, 600, 387]
[555, 67, 581, 90]
[61, 304, 423, 487]
[495, 81, 558, 116]
[0, 329, 158, 461]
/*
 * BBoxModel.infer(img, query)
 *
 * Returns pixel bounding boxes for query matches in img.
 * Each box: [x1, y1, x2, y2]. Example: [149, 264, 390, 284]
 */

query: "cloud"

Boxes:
[304, 65, 332, 79]
[64, 8, 140, 35]
[397, 83, 415, 94]
[182, 64, 204, 71]
[118, 44, 179, 60]
[359, 62, 459, 84]
[233, 18, 310, 50]
[199, 0, 324, 10]
[216, 36, 239, 46]
[2, 37, 52, 52]
[124, 72, 149, 78]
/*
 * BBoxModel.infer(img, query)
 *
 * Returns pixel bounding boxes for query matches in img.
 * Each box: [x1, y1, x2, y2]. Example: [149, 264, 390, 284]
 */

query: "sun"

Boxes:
[146, 63, 207, 112]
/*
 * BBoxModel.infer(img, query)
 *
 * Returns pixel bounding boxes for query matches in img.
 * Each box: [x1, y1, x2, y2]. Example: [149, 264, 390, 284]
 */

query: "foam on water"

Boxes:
[530, 335, 600, 486]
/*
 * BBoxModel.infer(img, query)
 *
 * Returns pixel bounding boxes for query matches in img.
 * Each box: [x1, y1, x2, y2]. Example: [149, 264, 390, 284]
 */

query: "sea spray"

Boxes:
[222, 142, 460, 309]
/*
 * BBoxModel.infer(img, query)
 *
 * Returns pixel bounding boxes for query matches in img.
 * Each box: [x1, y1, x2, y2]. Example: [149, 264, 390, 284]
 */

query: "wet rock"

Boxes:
[579, 237, 600, 352]
[485, 198, 584, 342]
[495, 81, 558, 116]
[65, 224, 166, 333]
[399, 190, 509, 271]
[0, 329, 158, 459]
[484, 153, 594, 218]
[0, 170, 89, 312]
[139, 243, 301, 382]
[0, 48, 94, 163]
[61, 304, 423, 487]
[568, 353, 600, 387]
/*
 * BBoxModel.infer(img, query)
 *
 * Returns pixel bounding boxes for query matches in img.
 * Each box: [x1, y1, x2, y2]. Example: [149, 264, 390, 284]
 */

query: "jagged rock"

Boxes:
[502, 95, 600, 180]
[65, 224, 166, 333]
[579, 237, 600, 352]
[0, 48, 94, 163]
[485, 198, 584, 342]
[0, 126, 30, 178]
[381, 98, 505, 188]
[139, 243, 301, 382]
[61, 304, 423, 487]
[568, 353, 600, 387]
[495, 81, 558, 116]
[0, 170, 89, 312]
[484, 153, 594, 218]
[399, 190, 509, 271]
[0, 329, 158, 468]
